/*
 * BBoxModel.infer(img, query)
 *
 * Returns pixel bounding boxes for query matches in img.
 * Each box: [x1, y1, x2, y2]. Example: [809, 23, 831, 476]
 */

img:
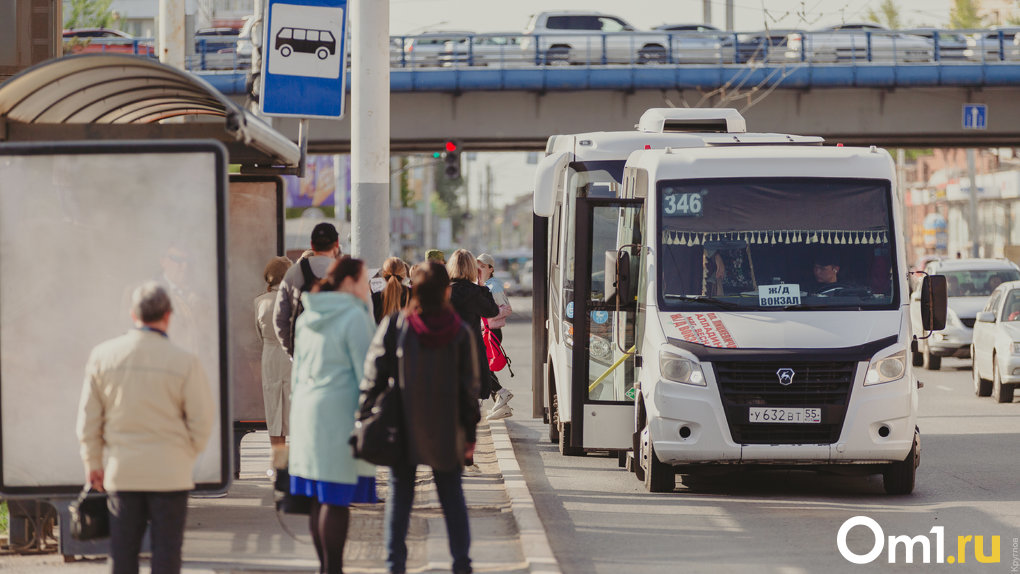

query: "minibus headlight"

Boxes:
[865, 351, 906, 385]
[659, 351, 706, 386]
[590, 334, 612, 363]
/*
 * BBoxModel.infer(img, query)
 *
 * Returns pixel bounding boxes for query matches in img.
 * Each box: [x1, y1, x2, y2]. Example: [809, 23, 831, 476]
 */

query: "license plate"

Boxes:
[748, 407, 821, 423]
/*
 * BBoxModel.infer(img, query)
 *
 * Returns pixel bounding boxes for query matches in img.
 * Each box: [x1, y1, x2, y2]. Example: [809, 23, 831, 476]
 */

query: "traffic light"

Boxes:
[443, 140, 461, 180]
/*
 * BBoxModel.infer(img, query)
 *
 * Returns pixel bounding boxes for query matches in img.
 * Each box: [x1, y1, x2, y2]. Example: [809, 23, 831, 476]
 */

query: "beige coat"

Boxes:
[76, 329, 215, 492]
[255, 288, 291, 435]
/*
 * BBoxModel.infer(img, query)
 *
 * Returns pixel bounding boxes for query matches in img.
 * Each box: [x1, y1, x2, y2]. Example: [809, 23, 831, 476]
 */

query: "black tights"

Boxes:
[309, 500, 351, 574]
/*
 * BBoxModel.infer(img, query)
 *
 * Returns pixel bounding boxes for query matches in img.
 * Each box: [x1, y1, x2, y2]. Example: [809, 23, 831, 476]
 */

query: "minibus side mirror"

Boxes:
[920, 274, 948, 332]
[604, 250, 630, 305]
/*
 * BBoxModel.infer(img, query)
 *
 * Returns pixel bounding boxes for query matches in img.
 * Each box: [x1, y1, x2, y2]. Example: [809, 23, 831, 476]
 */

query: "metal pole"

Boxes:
[423, 163, 433, 250]
[725, 0, 734, 31]
[703, 0, 712, 26]
[350, 0, 390, 263]
[158, 0, 185, 70]
[967, 148, 980, 257]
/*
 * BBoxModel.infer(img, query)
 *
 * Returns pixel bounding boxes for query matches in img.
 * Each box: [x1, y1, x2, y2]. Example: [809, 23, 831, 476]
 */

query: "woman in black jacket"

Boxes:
[360, 261, 481, 574]
[446, 248, 500, 400]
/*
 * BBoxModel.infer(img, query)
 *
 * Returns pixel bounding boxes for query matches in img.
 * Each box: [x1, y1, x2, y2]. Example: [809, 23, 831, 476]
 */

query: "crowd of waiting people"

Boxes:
[77, 221, 517, 574]
[256, 222, 515, 574]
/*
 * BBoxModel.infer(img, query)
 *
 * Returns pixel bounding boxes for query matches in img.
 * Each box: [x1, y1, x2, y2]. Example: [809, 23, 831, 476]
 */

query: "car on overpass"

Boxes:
[651, 23, 730, 63]
[438, 33, 526, 67]
[971, 279, 1020, 402]
[910, 258, 1020, 370]
[520, 11, 670, 64]
[784, 23, 933, 63]
[963, 27, 1020, 61]
[400, 30, 474, 67]
[63, 28, 154, 56]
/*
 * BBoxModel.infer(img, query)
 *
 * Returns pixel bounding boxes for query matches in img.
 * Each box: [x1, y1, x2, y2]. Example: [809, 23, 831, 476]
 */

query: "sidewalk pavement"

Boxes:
[2, 420, 559, 574]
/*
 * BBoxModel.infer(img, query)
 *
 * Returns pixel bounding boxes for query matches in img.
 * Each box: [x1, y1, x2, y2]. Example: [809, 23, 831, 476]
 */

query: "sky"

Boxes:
[389, 0, 955, 36]
[389, 0, 957, 208]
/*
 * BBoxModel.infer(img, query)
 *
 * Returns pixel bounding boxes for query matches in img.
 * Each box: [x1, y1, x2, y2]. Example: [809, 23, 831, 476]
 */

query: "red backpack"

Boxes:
[482, 318, 513, 375]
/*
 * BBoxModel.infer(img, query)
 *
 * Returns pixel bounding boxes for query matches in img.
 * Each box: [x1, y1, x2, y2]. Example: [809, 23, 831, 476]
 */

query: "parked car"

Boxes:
[785, 23, 933, 63]
[63, 28, 154, 56]
[493, 270, 521, 296]
[518, 259, 534, 295]
[438, 33, 525, 66]
[971, 280, 1020, 402]
[401, 30, 473, 67]
[963, 27, 1020, 61]
[192, 26, 244, 70]
[520, 11, 669, 65]
[910, 258, 1020, 370]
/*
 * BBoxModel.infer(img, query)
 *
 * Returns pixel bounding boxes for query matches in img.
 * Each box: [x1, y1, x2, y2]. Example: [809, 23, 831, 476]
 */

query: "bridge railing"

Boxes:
[57, 28, 1020, 72]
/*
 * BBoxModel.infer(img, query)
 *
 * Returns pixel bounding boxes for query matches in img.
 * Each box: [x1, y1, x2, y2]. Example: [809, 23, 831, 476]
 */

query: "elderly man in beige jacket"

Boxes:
[76, 282, 214, 574]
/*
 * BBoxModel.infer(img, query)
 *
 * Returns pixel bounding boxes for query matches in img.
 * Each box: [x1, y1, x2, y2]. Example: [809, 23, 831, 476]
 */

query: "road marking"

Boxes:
[937, 385, 953, 392]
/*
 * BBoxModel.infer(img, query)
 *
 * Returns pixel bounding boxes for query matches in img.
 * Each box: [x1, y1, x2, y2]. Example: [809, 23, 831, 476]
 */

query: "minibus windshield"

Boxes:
[657, 177, 898, 311]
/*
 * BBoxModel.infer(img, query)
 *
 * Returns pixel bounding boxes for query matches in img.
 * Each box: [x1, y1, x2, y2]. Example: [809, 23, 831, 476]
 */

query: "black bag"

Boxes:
[273, 466, 313, 515]
[350, 315, 407, 467]
[287, 257, 318, 356]
[69, 485, 109, 541]
[350, 376, 405, 466]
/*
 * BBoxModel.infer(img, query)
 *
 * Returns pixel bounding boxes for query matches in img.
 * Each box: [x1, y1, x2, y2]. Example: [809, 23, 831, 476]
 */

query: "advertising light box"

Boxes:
[0, 141, 230, 495]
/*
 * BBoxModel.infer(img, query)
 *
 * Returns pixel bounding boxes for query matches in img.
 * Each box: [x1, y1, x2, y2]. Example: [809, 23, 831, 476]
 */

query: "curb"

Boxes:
[488, 419, 562, 574]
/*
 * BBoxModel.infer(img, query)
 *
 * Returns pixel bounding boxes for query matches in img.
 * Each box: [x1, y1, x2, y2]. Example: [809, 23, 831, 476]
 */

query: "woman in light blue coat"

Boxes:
[289, 256, 376, 574]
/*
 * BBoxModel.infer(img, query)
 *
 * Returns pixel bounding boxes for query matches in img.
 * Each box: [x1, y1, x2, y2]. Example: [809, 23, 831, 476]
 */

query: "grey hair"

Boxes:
[131, 281, 173, 323]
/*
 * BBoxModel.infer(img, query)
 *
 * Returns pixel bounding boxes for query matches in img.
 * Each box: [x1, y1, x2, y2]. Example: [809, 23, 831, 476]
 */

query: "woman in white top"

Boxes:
[476, 253, 515, 420]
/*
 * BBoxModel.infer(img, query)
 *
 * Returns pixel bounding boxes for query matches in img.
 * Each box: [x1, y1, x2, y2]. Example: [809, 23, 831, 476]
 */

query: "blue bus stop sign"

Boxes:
[962, 104, 987, 130]
[260, 0, 348, 119]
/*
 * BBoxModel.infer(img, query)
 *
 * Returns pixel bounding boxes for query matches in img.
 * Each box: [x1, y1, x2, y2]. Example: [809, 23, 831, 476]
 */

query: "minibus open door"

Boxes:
[569, 197, 643, 452]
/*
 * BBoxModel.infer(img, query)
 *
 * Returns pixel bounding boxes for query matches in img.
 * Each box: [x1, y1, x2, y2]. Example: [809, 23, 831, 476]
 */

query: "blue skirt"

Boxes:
[291, 475, 378, 506]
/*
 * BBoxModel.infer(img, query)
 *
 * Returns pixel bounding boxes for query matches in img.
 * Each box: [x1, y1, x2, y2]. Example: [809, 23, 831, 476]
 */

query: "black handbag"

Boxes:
[69, 485, 109, 541]
[273, 465, 313, 515]
[350, 315, 407, 467]
[350, 376, 406, 466]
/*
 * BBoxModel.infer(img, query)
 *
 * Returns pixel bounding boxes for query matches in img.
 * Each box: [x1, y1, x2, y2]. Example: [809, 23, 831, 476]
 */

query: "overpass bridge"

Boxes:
[202, 61, 1020, 152]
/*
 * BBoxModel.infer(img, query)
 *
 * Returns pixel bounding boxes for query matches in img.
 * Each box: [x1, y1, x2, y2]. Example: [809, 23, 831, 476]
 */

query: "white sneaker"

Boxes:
[487, 404, 513, 421]
[490, 388, 513, 412]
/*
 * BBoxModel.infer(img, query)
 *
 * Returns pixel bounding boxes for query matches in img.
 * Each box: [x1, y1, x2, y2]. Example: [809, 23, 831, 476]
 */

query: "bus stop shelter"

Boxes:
[0, 54, 300, 558]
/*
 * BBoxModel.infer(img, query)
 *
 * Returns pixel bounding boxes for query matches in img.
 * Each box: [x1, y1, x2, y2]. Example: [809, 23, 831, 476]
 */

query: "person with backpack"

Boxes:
[476, 254, 514, 420]
[273, 222, 340, 357]
[360, 261, 481, 574]
[289, 256, 377, 574]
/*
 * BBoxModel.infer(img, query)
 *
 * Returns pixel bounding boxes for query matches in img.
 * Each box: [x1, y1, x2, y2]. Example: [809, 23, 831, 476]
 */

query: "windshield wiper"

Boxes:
[664, 294, 743, 310]
[784, 303, 863, 311]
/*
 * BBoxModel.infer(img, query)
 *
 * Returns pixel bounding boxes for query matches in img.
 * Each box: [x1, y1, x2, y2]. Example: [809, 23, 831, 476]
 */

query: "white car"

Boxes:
[963, 28, 1020, 61]
[910, 258, 1020, 370]
[520, 11, 670, 65]
[971, 280, 1020, 403]
[785, 23, 933, 63]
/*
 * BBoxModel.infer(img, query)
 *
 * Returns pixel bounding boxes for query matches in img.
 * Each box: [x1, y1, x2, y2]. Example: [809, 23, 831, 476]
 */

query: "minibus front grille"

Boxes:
[712, 360, 856, 445]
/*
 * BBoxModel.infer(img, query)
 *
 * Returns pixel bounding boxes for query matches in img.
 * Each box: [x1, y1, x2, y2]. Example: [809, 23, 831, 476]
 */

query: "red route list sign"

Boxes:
[670, 312, 737, 348]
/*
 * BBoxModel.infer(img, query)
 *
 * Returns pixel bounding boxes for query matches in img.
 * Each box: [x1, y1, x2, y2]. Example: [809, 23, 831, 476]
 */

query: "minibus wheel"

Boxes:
[882, 429, 919, 495]
[549, 391, 561, 444]
[642, 428, 675, 493]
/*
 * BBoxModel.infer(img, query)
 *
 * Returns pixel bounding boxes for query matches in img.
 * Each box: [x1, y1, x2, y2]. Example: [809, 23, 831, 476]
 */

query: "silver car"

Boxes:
[910, 258, 1020, 370]
[971, 280, 1020, 402]
[400, 30, 474, 67]
[785, 23, 933, 63]
[438, 34, 526, 67]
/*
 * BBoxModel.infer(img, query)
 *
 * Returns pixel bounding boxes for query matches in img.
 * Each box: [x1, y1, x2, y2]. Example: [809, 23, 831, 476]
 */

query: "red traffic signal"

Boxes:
[445, 141, 458, 153]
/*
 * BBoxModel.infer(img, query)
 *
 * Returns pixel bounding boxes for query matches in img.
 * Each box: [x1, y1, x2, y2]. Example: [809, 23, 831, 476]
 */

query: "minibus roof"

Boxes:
[626, 145, 895, 183]
[547, 131, 823, 162]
